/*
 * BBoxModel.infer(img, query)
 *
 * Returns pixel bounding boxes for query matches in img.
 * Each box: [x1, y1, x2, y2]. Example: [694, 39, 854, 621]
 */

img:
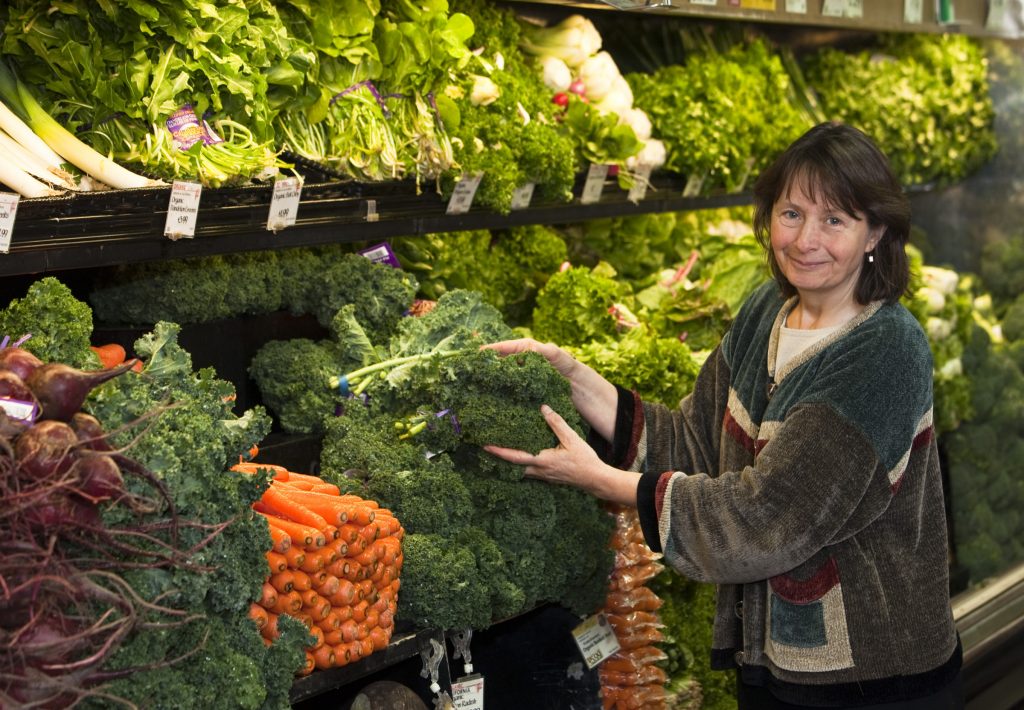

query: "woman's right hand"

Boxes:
[483, 338, 620, 442]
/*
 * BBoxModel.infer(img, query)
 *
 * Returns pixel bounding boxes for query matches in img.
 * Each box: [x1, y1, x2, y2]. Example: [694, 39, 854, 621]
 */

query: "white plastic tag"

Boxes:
[447, 173, 483, 215]
[690, 0, 717, 4]
[845, 0, 863, 17]
[366, 199, 379, 222]
[164, 181, 202, 240]
[785, 0, 808, 12]
[682, 172, 705, 198]
[627, 165, 652, 204]
[0, 397, 38, 423]
[821, 0, 847, 17]
[580, 164, 609, 205]
[451, 674, 484, 710]
[904, 0, 923, 23]
[267, 176, 301, 232]
[0, 192, 19, 253]
[572, 613, 620, 669]
[511, 183, 535, 210]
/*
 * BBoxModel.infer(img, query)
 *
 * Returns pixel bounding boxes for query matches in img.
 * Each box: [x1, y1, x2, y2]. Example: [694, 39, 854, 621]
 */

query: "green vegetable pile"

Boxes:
[315, 289, 616, 629]
[803, 33, 997, 187]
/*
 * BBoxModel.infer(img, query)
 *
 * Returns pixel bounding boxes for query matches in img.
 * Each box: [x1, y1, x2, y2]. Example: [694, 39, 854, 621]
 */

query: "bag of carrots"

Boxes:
[233, 462, 405, 676]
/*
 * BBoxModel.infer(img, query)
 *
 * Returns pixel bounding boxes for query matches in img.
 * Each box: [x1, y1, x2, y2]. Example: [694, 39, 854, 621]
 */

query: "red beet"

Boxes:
[0, 346, 43, 381]
[24, 491, 100, 530]
[0, 369, 36, 403]
[14, 419, 79, 480]
[73, 454, 124, 501]
[26, 360, 137, 422]
[69, 412, 113, 452]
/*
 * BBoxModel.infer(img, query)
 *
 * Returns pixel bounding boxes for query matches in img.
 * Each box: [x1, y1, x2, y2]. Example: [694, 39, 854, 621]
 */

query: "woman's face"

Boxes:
[770, 181, 881, 306]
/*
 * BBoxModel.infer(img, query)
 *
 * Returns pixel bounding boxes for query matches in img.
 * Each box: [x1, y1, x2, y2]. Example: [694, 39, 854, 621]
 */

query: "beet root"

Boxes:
[26, 360, 137, 422]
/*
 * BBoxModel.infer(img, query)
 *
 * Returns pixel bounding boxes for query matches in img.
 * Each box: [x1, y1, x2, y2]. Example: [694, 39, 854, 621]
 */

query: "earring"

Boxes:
[868, 253, 874, 263]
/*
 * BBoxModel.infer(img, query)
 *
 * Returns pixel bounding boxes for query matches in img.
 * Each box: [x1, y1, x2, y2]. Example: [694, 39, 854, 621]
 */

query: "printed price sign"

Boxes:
[690, 0, 718, 5]
[904, 0, 923, 22]
[164, 181, 202, 240]
[580, 163, 609, 205]
[267, 176, 302, 232]
[572, 613, 620, 670]
[821, 0, 846, 17]
[0, 192, 19, 254]
[511, 183, 535, 210]
[785, 0, 808, 12]
[627, 165, 652, 204]
[447, 173, 483, 215]
[986, 0, 1007, 31]
[845, 0, 862, 16]
[451, 674, 484, 710]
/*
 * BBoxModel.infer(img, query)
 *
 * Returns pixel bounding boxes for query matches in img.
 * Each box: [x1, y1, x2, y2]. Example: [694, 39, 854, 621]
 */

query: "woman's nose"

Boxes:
[793, 222, 821, 250]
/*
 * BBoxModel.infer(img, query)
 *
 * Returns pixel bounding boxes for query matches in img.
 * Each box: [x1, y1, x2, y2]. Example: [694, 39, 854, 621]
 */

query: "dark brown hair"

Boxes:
[752, 122, 911, 304]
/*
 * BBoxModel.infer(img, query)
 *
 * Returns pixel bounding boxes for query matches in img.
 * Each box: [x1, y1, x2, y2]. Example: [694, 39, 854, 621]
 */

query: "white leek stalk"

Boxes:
[0, 129, 76, 190]
[0, 95, 65, 168]
[14, 83, 163, 190]
[0, 153, 63, 198]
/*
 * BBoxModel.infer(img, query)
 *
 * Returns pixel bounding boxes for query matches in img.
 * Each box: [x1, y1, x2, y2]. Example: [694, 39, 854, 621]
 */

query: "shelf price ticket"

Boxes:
[447, 172, 483, 215]
[572, 612, 620, 670]
[164, 181, 202, 240]
[580, 163, 609, 205]
[451, 674, 484, 710]
[0, 192, 20, 254]
[267, 176, 302, 232]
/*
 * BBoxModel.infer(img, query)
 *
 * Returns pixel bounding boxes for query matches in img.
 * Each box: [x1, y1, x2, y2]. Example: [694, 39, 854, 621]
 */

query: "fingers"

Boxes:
[540, 404, 579, 447]
[480, 338, 540, 356]
[482, 444, 535, 466]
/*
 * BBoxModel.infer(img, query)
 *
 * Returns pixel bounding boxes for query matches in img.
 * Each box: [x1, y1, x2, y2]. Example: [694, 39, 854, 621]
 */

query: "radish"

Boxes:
[14, 419, 79, 480]
[552, 92, 569, 107]
[0, 346, 43, 381]
[26, 360, 137, 422]
[569, 79, 586, 96]
[73, 454, 124, 502]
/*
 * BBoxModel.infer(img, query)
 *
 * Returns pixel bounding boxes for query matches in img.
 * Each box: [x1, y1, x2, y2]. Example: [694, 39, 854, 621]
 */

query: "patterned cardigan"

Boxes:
[600, 282, 960, 706]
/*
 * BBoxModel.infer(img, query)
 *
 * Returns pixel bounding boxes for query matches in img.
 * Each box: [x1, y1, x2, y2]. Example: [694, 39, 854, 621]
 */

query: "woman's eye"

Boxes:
[779, 210, 800, 224]
[825, 216, 844, 228]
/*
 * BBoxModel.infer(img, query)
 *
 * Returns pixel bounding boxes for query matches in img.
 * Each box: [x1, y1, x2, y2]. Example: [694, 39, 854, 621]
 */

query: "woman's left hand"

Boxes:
[484, 405, 640, 506]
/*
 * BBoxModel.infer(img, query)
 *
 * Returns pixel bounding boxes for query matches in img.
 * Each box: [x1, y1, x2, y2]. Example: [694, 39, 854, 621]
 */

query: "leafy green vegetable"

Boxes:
[0, 277, 97, 368]
[531, 263, 626, 348]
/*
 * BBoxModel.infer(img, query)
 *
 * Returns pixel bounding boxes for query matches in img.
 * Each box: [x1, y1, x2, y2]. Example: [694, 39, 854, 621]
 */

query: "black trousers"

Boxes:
[736, 670, 965, 710]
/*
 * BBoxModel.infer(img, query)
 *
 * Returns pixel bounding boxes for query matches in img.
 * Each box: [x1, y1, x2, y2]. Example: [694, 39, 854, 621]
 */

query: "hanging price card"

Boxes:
[845, 0, 862, 17]
[0, 192, 19, 254]
[446, 173, 483, 215]
[511, 183, 535, 210]
[627, 165, 652, 204]
[572, 613, 620, 670]
[451, 674, 484, 710]
[267, 176, 302, 232]
[580, 164, 609, 205]
[986, 0, 1008, 31]
[904, 0, 923, 22]
[690, 0, 718, 5]
[785, 0, 808, 12]
[821, 0, 846, 17]
[164, 181, 202, 240]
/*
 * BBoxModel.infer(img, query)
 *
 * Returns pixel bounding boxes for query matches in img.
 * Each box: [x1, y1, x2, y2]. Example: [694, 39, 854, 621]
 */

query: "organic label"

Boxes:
[580, 164, 609, 205]
[447, 173, 483, 215]
[359, 242, 401, 268]
[627, 165, 652, 204]
[511, 183, 535, 210]
[451, 674, 484, 710]
[904, 0, 923, 22]
[0, 397, 38, 424]
[572, 613, 620, 669]
[267, 176, 302, 232]
[0, 192, 19, 254]
[166, 105, 223, 151]
[164, 181, 202, 240]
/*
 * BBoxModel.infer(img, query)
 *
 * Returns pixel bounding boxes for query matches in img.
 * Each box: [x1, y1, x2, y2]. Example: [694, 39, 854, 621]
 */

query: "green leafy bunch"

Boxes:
[0, 277, 98, 368]
[803, 33, 996, 186]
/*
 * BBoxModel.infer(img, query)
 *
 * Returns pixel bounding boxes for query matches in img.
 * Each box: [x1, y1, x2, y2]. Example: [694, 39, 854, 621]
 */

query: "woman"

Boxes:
[484, 122, 963, 709]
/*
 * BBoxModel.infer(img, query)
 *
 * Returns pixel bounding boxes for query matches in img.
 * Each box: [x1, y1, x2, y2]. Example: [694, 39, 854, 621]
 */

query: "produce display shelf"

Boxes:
[1, 172, 753, 277]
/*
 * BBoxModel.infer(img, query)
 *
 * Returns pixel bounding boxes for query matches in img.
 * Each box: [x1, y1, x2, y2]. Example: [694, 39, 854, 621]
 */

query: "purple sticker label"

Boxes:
[166, 105, 224, 151]
[359, 243, 401, 268]
[0, 397, 39, 424]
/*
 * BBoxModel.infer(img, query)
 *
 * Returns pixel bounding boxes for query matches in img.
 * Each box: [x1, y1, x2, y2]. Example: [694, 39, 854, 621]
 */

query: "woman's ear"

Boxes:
[866, 226, 884, 253]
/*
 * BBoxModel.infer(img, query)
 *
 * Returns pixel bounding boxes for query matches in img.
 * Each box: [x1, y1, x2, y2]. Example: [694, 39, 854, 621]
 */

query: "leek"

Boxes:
[0, 155, 63, 198]
[0, 93, 65, 169]
[0, 129, 77, 190]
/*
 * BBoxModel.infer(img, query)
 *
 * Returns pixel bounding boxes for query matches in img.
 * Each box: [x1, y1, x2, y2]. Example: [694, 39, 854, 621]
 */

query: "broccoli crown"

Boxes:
[249, 338, 351, 434]
[0, 277, 96, 368]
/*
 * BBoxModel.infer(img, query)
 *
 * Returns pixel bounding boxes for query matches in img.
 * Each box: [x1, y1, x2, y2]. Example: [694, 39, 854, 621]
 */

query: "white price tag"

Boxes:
[690, 0, 718, 5]
[785, 0, 808, 12]
[627, 165, 652, 204]
[511, 183, 535, 210]
[904, 0, 923, 22]
[0, 397, 38, 423]
[447, 172, 483, 215]
[451, 674, 484, 710]
[267, 176, 302, 232]
[580, 164, 609, 205]
[845, 0, 862, 17]
[986, 0, 1007, 30]
[164, 181, 202, 240]
[0, 192, 19, 254]
[682, 172, 706, 198]
[572, 613, 620, 670]
[365, 199, 379, 223]
[821, 0, 846, 17]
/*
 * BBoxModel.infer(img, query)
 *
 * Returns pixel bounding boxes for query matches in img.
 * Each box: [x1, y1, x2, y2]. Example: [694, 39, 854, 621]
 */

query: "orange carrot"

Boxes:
[272, 590, 303, 615]
[339, 494, 379, 509]
[334, 642, 358, 667]
[308, 624, 325, 650]
[286, 471, 336, 487]
[358, 637, 374, 658]
[369, 626, 390, 652]
[323, 629, 343, 646]
[312, 645, 335, 670]
[331, 580, 357, 607]
[259, 582, 278, 610]
[299, 549, 328, 574]
[249, 603, 269, 630]
[260, 512, 325, 548]
[315, 574, 341, 598]
[280, 478, 315, 491]
[333, 604, 353, 624]
[290, 570, 313, 593]
[91, 343, 126, 369]
[299, 588, 320, 609]
[311, 597, 332, 621]
[276, 487, 377, 526]
[364, 608, 380, 630]
[378, 609, 394, 629]
[263, 612, 281, 641]
[232, 462, 289, 481]
[326, 559, 349, 580]
[358, 521, 381, 541]
[266, 524, 291, 554]
[263, 485, 330, 530]
[312, 570, 329, 588]
[351, 600, 369, 624]
[265, 550, 288, 574]
[319, 609, 344, 631]
[283, 546, 306, 570]
[269, 570, 296, 594]
[336, 524, 362, 545]
[298, 651, 316, 676]
[339, 619, 360, 643]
